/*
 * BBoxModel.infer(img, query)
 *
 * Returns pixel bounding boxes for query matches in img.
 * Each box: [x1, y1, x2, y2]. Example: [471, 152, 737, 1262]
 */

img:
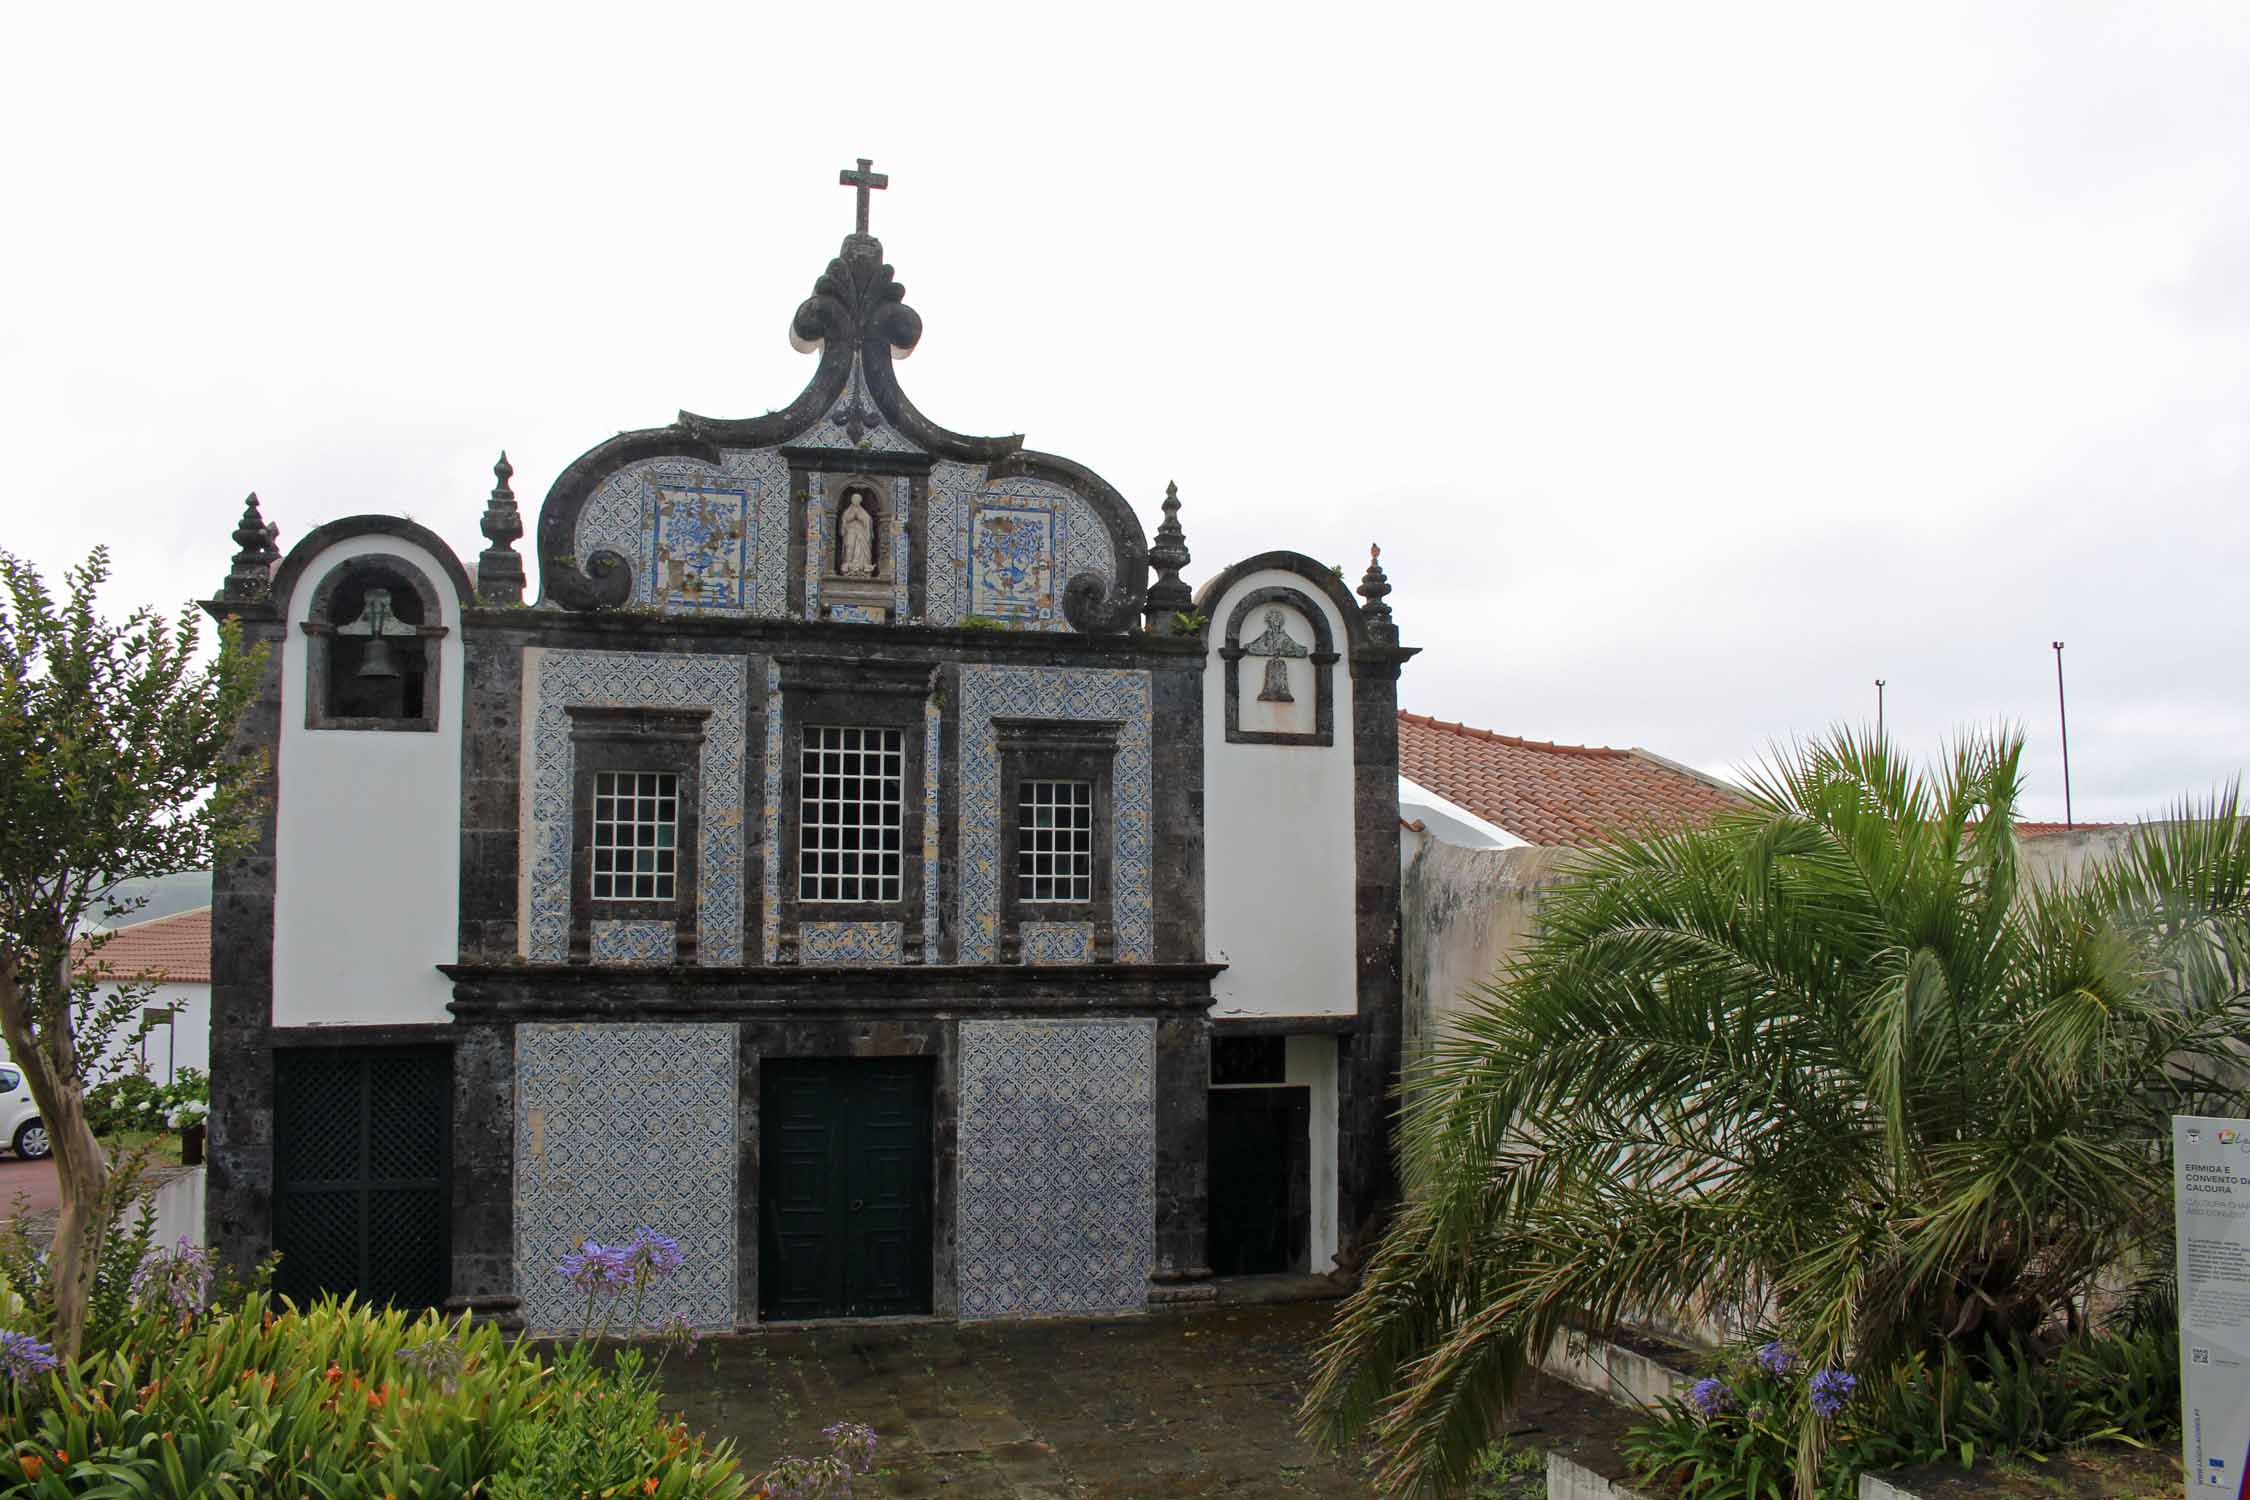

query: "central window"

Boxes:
[591, 771, 680, 901]
[1016, 780, 1093, 902]
[799, 725, 904, 903]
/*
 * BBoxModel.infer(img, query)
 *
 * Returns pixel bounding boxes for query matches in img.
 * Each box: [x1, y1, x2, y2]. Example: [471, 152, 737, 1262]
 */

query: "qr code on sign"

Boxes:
[2194, 1348, 2211, 1364]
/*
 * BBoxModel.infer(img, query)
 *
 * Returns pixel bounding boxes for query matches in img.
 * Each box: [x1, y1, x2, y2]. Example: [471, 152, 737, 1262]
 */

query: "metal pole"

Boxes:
[1875, 679, 1886, 741]
[2052, 642, 2072, 830]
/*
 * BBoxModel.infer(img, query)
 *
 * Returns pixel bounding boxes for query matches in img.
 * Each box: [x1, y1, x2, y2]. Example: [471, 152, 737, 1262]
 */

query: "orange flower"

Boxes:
[644, 1480, 659, 1495]
[19, 1457, 41, 1480]
[326, 1365, 343, 1383]
[54, 1451, 67, 1465]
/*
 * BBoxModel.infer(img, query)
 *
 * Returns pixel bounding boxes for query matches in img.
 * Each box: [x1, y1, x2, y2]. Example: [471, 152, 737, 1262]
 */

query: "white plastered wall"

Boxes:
[91, 981, 211, 1084]
[272, 534, 464, 1027]
[1202, 569, 1358, 1019]
[1286, 1034, 1340, 1271]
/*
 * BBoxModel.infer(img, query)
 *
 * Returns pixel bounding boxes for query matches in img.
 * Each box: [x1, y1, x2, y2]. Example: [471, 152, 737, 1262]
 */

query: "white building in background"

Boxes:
[74, 906, 213, 1085]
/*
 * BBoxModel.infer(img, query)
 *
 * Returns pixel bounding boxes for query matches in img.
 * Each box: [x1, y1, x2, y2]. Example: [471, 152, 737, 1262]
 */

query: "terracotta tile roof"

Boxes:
[1398, 712, 1746, 847]
[2010, 821, 2120, 837]
[73, 906, 211, 985]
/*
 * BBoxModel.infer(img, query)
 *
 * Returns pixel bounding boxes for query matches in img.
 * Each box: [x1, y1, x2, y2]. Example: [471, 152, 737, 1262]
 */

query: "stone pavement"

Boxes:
[658, 1300, 1385, 1499]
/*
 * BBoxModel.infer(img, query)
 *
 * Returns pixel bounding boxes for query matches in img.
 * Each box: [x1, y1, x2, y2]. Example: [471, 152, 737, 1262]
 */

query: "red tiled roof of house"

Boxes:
[72, 906, 211, 985]
[1398, 711, 1746, 847]
[2010, 821, 2119, 837]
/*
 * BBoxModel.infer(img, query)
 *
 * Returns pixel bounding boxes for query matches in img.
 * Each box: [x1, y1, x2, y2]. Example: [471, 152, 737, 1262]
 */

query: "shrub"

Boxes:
[0, 1296, 750, 1498]
[1623, 1327, 2181, 1499]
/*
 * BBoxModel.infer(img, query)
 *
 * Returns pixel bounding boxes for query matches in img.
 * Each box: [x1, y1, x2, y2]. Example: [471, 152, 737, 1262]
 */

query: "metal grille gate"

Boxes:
[274, 1049, 450, 1310]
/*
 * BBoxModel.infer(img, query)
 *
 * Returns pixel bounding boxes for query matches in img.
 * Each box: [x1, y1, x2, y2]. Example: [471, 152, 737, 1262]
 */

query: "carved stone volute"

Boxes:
[791, 236, 923, 363]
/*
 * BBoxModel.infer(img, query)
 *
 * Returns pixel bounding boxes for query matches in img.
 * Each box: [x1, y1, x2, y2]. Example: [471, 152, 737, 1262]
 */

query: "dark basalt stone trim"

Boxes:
[778, 446, 934, 476]
[203, 617, 285, 1279]
[1219, 584, 1337, 748]
[1337, 649, 1408, 1272]
[270, 516, 476, 612]
[458, 608, 1209, 660]
[1210, 1014, 1360, 1036]
[533, 428, 725, 611]
[266, 1022, 458, 1048]
[441, 961, 1225, 1023]
[1194, 550, 1384, 659]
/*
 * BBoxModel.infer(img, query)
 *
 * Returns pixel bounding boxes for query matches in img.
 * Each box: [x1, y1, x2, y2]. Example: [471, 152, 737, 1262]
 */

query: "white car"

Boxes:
[0, 1064, 48, 1160]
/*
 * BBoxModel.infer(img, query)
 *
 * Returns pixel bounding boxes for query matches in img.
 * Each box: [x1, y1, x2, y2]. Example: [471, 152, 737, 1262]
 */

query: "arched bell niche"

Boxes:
[1220, 586, 1337, 746]
[300, 554, 448, 731]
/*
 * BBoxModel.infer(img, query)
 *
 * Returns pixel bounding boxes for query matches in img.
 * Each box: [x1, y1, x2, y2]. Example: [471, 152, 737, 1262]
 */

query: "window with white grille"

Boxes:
[799, 726, 904, 903]
[1016, 779, 1094, 903]
[592, 771, 679, 901]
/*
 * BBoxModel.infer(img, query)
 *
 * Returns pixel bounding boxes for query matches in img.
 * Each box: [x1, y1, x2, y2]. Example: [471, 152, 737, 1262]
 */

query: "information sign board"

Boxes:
[2177, 1115, 2250, 1494]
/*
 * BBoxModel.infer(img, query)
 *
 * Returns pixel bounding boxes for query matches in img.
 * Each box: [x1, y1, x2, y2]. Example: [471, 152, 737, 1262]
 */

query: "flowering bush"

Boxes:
[1624, 1326, 2181, 1500]
[0, 1297, 749, 1497]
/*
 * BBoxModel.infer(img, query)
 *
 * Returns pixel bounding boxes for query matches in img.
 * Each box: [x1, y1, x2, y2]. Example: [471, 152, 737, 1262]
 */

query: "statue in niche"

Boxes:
[1244, 607, 1308, 702]
[838, 491, 877, 578]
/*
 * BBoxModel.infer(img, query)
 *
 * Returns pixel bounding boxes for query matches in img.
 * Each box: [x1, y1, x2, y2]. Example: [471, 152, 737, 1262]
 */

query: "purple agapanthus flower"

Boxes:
[628, 1226, 685, 1280]
[1688, 1377, 1732, 1417]
[558, 1241, 633, 1293]
[131, 1238, 215, 1314]
[1756, 1341, 1798, 1377]
[0, 1331, 58, 1385]
[822, 1421, 879, 1472]
[1808, 1367, 1857, 1417]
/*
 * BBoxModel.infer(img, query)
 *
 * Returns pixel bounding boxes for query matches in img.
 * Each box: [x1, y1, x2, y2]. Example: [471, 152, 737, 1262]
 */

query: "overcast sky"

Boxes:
[4, 4, 2243, 822]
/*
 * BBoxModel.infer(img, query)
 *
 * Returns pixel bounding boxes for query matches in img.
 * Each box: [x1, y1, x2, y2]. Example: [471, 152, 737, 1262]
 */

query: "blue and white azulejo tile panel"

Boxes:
[525, 649, 748, 964]
[968, 506, 1054, 620]
[514, 1023, 737, 1334]
[827, 604, 886, 625]
[925, 467, 1116, 631]
[1020, 922, 1096, 965]
[590, 920, 676, 965]
[761, 660, 784, 963]
[958, 667, 1152, 963]
[572, 450, 791, 618]
[956, 1019, 1154, 1320]
[797, 921, 903, 965]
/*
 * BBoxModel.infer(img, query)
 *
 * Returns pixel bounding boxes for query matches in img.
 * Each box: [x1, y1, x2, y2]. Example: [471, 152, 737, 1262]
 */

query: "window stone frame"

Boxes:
[995, 716, 1121, 963]
[773, 655, 932, 964]
[565, 705, 709, 964]
[299, 553, 450, 733]
[1218, 585, 1337, 747]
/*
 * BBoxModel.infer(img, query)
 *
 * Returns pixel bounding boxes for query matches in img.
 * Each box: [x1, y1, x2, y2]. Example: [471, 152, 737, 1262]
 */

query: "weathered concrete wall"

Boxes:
[1401, 838, 1583, 1058]
[2017, 824, 2136, 885]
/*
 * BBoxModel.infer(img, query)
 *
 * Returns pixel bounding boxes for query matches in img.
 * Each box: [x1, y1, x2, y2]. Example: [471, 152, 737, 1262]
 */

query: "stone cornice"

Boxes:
[441, 961, 1226, 1023]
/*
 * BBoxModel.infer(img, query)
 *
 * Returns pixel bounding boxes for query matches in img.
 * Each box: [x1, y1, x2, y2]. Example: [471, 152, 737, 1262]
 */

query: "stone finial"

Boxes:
[477, 450, 526, 605]
[1143, 479, 1194, 625]
[221, 493, 281, 601]
[1357, 543, 1396, 644]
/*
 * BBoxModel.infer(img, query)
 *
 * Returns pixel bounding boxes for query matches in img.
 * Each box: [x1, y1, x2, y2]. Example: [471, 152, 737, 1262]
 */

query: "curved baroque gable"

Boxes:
[532, 234, 1147, 632]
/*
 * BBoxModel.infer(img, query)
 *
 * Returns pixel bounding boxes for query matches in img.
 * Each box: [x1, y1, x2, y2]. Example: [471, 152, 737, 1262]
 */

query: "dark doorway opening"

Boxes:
[273, 1048, 450, 1310]
[1207, 1086, 1311, 1276]
[759, 1058, 934, 1320]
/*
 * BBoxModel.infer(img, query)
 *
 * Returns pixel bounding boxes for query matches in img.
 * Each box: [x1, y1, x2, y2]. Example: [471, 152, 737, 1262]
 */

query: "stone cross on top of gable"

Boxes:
[839, 157, 889, 236]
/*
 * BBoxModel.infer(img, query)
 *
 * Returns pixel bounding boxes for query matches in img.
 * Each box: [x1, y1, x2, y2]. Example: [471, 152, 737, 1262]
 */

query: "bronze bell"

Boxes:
[356, 634, 402, 679]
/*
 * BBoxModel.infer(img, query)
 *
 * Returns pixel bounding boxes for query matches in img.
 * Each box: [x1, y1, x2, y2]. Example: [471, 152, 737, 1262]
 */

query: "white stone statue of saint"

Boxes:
[839, 493, 877, 578]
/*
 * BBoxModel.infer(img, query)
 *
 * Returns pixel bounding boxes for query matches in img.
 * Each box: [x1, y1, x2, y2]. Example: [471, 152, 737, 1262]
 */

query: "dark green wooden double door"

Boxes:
[759, 1059, 933, 1320]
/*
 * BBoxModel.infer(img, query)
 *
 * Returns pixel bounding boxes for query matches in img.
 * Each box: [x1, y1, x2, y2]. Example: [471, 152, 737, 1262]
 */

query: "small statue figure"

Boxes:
[1244, 606, 1308, 702]
[839, 493, 877, 578]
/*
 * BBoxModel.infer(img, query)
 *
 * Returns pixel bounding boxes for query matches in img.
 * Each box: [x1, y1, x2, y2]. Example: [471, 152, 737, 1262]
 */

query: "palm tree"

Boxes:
[1303, 728, 2250, 1498]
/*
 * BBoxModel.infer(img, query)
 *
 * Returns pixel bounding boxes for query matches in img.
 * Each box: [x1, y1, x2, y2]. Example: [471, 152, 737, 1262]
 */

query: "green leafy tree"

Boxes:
[1303, 729, 2250, 1498]
[0, 548, 262, 1360]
